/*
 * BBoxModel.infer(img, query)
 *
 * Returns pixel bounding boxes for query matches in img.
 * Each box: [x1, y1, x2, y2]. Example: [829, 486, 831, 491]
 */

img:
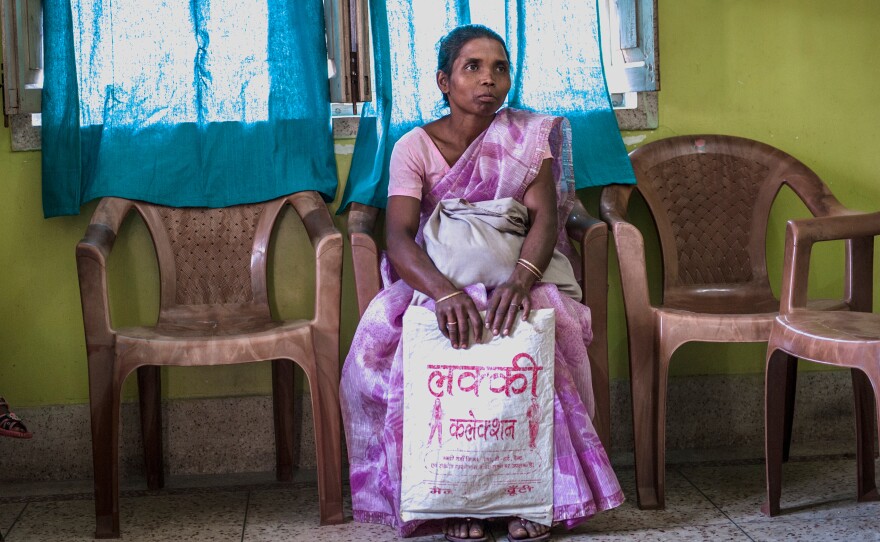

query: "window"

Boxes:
[601, 0, 659, 129]
[325, 0, 659, 134]
[324, 0, 371, 114]
[1, 0, 42, 150]
[1, 0, 656, 150]
[1, 0, 41, 114]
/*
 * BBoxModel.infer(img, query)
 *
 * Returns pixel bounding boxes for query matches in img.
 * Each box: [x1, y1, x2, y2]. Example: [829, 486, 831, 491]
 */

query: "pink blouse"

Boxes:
[388, 126, 553, 201]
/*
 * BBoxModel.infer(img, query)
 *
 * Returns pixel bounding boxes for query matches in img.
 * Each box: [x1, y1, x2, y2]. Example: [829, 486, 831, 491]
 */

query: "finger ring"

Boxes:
[447, 321, 458, 326]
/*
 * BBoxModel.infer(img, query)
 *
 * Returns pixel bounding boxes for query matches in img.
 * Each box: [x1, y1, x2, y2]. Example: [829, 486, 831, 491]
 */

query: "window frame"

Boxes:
[324, 0, 371, 106]
[1, 0, 42, 116]
[603, 0, 660, 130]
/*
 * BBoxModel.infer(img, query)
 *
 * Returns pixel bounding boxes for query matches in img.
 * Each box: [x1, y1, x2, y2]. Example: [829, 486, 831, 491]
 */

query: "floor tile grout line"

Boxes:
[3, 500, 29, 541]
[241, 491, 251, 542]
[675, 467, 757, 542]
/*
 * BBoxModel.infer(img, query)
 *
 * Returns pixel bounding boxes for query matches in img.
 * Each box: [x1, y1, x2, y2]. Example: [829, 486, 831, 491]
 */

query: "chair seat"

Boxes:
[656, 298, 849, 344]
[778, 311, 880, 344]
[118, 318, 311, 341]
[662, 293, 846, 315]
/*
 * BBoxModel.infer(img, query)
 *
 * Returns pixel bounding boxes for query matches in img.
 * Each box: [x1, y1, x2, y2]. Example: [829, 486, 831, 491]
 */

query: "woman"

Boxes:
[340, 25, 623, 542]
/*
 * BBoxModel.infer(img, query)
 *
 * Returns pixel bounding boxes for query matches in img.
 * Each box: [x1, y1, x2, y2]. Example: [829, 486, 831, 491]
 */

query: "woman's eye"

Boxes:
[465, 63, 478, 71]
[496, 65, 508, 73]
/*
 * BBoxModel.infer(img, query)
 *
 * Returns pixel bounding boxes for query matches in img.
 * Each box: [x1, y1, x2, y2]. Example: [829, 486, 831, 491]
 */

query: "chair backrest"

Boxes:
[130, 197, 289, 326]
[627, 134, 819, 312]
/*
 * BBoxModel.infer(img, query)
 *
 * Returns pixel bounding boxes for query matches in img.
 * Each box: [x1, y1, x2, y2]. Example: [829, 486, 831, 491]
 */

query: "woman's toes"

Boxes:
[468, 519, 484, 538]
[508, 518, 549, 539]
[525, 519, 541, 538]
[445, 518, 484, 539]
[507, 518, 528, 539]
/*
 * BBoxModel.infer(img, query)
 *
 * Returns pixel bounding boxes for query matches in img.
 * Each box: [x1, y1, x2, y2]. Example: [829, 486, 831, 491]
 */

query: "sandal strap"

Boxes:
[0, 412, 27, 431]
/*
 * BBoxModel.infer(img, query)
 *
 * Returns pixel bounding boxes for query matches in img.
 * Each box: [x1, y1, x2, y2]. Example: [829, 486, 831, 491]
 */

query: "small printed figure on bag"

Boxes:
[428, 398, 444, 445]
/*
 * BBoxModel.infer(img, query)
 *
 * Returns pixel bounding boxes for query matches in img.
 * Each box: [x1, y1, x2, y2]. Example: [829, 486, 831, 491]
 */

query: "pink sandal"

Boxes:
[0, 397, 32, 439]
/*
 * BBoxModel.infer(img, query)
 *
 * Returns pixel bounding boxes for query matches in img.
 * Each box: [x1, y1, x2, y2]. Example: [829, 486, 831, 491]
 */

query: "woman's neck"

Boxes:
[423, 110, 499, 167]
[444, 111, 495, 147]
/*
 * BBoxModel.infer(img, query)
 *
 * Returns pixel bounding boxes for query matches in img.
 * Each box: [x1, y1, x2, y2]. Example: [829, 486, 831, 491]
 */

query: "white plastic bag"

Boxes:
[400, 306, 555, 525]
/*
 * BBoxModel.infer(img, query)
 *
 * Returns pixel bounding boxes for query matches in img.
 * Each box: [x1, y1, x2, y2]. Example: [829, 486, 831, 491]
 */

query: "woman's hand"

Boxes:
[386, 195, 485, 349]
[485, 157, 558, 337]
[435, 291, 484, 349]
[485, 279, 532, 337]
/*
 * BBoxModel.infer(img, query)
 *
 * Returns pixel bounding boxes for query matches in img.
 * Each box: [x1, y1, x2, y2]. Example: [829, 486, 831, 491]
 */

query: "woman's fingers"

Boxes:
[520, 295, 532, 321]
[439, 288, 531, 346]
[436, 311, 451, 339]
[487, 288, 520, 336]
[485, 291, 504, 335]
[501, 301, 521, 336]
[467, 306, 484, 344]
[437, 293, 483, 349]
[454, 304, 470, 348]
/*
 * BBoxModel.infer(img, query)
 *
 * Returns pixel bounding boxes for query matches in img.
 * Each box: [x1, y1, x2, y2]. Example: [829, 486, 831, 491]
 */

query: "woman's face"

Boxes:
[438, 37, 511, 118]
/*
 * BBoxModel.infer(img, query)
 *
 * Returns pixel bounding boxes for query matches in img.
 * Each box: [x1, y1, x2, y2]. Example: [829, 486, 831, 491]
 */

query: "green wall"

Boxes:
[1, 0, 878, 406]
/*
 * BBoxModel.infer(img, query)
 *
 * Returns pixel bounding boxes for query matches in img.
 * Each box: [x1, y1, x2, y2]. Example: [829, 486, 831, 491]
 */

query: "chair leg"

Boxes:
[629, 337, 662, 510]
[137, 366, 164, 490]
[852, 368, 879, 501]
[651, 348, 672, 511]
[272, 359, 297, 482]
[782, 355, 798, 462]
[762, 349, 795, 517]
[88, 351, 122, 538]
[310, 355, 344, 525]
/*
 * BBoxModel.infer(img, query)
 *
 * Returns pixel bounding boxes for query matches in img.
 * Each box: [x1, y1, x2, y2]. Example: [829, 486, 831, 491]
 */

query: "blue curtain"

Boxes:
[341, 0, 635, 211]
[42, 0, 337, 218]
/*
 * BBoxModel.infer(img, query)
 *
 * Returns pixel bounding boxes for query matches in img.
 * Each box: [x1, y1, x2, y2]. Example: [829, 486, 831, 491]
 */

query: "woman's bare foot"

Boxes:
[507, 517, 551, 541]
[444, 517, 486, 541]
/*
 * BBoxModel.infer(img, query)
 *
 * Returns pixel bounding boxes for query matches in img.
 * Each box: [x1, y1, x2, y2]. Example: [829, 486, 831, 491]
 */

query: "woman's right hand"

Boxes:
[435, 291, 484, 349]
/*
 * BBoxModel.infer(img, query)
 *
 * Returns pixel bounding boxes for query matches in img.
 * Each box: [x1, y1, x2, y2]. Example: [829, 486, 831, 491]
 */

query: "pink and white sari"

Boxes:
[340, 108, 624, 537]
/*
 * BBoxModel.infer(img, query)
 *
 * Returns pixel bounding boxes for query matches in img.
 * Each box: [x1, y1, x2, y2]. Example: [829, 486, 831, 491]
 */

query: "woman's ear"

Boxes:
[436, 70, 449, 94]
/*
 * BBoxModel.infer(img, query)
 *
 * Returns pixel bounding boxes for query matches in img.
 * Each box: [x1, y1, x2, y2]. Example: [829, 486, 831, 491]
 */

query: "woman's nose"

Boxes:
[480, 70, 496, 85]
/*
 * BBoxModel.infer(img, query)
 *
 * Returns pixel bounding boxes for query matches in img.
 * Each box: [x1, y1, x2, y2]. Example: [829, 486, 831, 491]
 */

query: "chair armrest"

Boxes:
[780, 211, 880, 313]
[784, 172, 854, 219]
[566, 199, 607, 304]
[600, 185, 654, 319]
[76, 198, 134, 344]
[346, 203, 383, 317]
[565, 198, 612, 448]
[565, 198, 607, 323]
[786, 173, 878, 312]
[288, 192, 344, 331]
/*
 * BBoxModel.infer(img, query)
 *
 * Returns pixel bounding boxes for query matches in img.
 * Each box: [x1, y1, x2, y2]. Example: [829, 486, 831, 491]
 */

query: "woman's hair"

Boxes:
[436, 24, 510, 105]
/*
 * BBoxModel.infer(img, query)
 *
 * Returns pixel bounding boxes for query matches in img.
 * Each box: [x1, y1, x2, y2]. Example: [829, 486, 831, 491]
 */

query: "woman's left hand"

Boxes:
[485, 280, 532, 337]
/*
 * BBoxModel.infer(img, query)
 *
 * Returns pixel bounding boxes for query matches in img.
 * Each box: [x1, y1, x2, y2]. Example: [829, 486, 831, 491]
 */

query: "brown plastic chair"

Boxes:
[346, 197, 613, 449]
[601, 134, 856, 510]
[76, 192, 344, 538]
[763, 210, 880, 516]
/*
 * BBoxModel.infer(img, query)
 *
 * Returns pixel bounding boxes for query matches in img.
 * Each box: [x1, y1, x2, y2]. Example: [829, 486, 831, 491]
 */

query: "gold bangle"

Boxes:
[516, 258, 543, 280]
[435, 290, 465, 304]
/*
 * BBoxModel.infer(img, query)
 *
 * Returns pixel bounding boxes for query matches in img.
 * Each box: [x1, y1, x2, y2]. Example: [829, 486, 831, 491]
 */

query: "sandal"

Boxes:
[445, 517, 488, 542]
[0, 397, 32, 439]
[507, 518, 551, 542]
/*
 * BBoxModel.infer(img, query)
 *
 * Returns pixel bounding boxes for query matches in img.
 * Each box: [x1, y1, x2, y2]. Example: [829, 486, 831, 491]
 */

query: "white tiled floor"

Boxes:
[2, 457, 879, 541]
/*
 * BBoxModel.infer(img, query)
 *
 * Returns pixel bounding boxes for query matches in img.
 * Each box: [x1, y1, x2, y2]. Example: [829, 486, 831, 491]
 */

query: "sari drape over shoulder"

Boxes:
[340, 108, 623, 537]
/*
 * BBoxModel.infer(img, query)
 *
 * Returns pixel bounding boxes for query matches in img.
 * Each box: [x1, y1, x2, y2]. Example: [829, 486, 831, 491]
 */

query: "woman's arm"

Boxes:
[386, 195, 484, 348]
[485, 158, 558, 336]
